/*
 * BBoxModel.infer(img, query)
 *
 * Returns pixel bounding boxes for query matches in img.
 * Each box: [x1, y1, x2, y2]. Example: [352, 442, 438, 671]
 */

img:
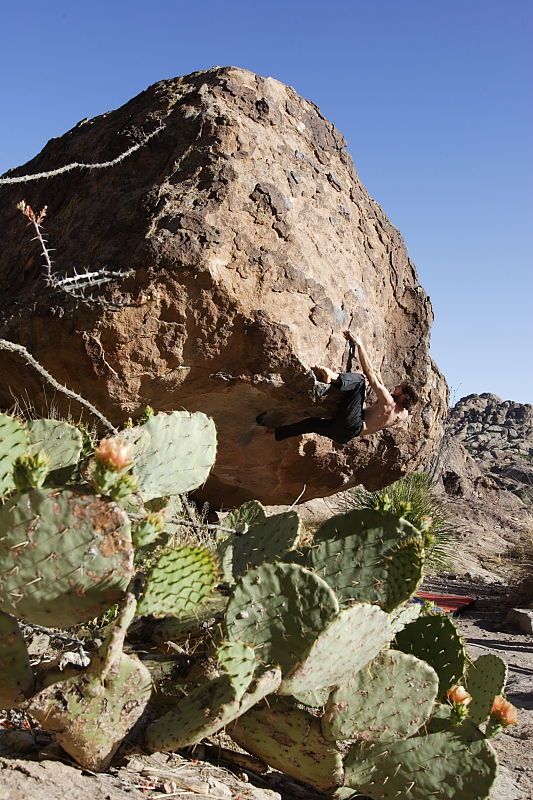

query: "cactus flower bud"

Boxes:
[95, 437, 133, 471]
[490, 696, 518, 726]
[447, 684, 472, 706]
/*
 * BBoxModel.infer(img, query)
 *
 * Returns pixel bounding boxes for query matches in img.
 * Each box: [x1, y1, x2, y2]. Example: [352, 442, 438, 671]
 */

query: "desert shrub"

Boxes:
[333, 472, 456, 571]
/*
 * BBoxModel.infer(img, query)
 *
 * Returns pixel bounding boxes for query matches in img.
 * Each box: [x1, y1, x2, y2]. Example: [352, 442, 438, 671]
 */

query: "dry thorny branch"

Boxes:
[0, 338, 117, 432]
[0, 123, 163, 185]
[3, 123, 165, 307]
[0, 122, 165, 427]
[17, 199, 135, 307]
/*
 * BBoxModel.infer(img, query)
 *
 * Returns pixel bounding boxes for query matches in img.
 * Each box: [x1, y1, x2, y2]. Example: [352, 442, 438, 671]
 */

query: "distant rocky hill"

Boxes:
[446, 393, 532, 506]
[433, 394, 532, 581]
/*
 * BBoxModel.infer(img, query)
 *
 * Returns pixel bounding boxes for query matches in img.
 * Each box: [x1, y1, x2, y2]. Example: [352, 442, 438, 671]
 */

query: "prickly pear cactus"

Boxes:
[136, 546, 218, 618]
[466, 654, 508, 726]
[145, 666, 282, 752]
[122, 411, 217, 501]
[0, 488, 133, 626]
[28, 418, 83, 478]
[228, 511, 302, 581]
[0, 413, 29, 497]
[394, 614, 467, 699]
[217, 501, 269, 583]
[287, 509, 424, 611]
[217, 641, 257, 700]
[29, 653, 151, 771]
[389, 600, 421, 635]
[228, 697, 344, 791]
[322, 650, 438, 742]
[291, 686, 331, 708]
[28, 595, 151, 772]
[385, 534, 425, 610]
[222, 500, 266, 532]
[344, 728, 497, 799]
[225, 563, 339, 677]
[215, 532, 235, 585]
[0, 611, 34, 707]
[132, 511, 166, 554]
[13, 450, 50, 490]
[280, 603, 393, 696]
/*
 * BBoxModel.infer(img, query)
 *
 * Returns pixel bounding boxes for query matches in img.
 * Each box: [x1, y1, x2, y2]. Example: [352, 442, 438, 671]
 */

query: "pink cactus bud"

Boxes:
[446, 684, 472, 706]
[490, 696, 518, 726]
[95, 437, 134, 471]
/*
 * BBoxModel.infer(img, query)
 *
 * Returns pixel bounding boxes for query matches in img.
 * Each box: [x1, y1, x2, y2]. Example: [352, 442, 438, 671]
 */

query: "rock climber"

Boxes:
[257, 331, 420, 444]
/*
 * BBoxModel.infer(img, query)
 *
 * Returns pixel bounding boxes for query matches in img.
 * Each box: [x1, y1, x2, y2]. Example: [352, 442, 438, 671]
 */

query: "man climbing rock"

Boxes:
[257, 332, 419, 444]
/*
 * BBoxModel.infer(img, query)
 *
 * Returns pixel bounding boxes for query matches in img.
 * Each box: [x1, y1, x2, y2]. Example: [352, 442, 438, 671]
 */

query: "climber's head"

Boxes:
[392, 381, 420, 412]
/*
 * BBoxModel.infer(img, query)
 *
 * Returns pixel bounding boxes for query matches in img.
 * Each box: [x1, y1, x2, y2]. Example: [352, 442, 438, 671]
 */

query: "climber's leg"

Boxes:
[256, 372, 366, 445]
[273, 416, 336, 442]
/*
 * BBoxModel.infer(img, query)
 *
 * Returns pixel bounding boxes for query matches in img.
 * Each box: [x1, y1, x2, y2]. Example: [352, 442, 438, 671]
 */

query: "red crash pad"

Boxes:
[415, 591, 476, 614]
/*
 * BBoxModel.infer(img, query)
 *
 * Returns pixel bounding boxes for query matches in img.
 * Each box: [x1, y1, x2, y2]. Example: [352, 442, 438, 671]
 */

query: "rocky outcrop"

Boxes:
[0, 67, 447, 505]
[447, 394, 533, 505]
[426, 395, 532, 577]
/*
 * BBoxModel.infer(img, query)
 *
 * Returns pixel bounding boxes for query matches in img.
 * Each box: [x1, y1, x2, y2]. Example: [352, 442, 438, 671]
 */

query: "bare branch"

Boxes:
[0, 124, 164, 185]
[0, 338, 117, 433]
[17, 201, 135, 307]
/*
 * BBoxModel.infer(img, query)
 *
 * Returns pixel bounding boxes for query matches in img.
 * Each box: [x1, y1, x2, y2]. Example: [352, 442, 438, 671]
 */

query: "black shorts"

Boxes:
[274, 372, 366, 444]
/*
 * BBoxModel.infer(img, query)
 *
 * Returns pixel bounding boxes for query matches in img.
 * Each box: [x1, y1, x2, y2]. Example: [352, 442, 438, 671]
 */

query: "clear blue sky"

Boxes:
[1, 1, 531, 403]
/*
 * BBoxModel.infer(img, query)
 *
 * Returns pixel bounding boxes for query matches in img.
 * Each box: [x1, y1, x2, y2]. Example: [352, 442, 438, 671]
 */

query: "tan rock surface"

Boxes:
[0, 66, 447, 505]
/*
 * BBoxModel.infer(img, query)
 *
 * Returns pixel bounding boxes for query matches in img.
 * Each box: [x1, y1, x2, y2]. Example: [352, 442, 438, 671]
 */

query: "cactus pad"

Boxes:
[394, 614, 466, 699]
[292, 686, 331, 708]
[223, 500, 266, 532]
[288, 509, 424, 611]
[225, 563, 339, 677]
[0, 413, 29, 497]
[0, 611, 34, 707]
[231, 511, 302, 580]
[215, 501, 243, 585]
[28, 418, 83, 476]
[217, 640, 257, 700]
[122, 411, 217, 500]
[145, 666, 281, 752]
[322, 650, 438, 742]
[137, 546, 218, 618]
[466, 654, 508, 726]
[0, 488, 133, 626]
[389, 601, 421, 635]
[280, 603, 392, 695]
[228, 697, 344, 791]
[29, 653, 151, 771]
[215, 532, 235, 585]
[385, 535, 425, 610]
[344, 729, 497, 799]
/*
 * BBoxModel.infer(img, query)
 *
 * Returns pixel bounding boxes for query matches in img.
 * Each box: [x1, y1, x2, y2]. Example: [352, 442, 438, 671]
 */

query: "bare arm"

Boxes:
[353, 335, 393, 404]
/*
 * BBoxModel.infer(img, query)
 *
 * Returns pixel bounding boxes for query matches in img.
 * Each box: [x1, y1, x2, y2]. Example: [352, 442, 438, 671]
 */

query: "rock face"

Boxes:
[0, 67, 447, 505]
[447, 394, 533, 505]
[429, 394, 532, 576]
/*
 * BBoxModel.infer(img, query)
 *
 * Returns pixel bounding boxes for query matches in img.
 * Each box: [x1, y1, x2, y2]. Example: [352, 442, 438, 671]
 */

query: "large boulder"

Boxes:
[0, 67, 447, 505]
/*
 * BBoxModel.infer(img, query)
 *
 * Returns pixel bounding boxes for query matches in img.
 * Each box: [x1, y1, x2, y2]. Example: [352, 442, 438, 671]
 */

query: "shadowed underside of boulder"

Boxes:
[0, 66, 448, 505]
